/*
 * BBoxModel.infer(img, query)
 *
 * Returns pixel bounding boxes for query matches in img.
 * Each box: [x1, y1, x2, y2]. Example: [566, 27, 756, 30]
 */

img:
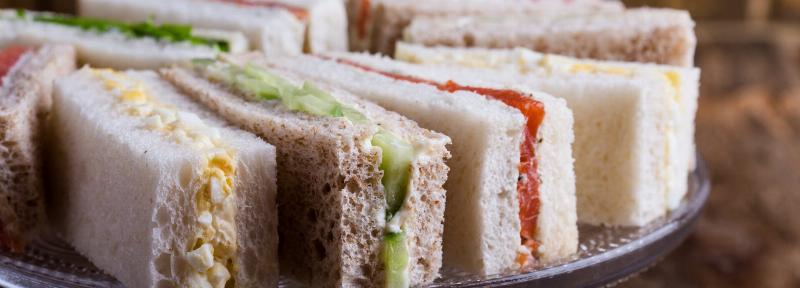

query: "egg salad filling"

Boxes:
[190, 59, 416, 288]
[90, 69, 238, 288]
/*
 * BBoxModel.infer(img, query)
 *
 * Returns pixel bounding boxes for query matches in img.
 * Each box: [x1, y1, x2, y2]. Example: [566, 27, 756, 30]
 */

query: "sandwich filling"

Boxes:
[216, 0, 309, 21]
[189, 59, 416, 287]
[326, 58, 546, 265]
[11, 10, 231, 52]
[90, 69, 239, 288]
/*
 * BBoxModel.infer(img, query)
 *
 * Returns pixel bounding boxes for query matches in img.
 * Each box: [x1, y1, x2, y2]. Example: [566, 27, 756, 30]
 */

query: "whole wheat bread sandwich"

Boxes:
[160, 55, 451, 287]
[48, 68, 279, 287]
[0, 9, 248, 69]
[0, 44, 74, 252]
[394, 43, 701, 226]
[80, 0, 348, 53]
[261, 53, 578, 276]
[347, 0, 623, 54]
[402, 8, 697, 67]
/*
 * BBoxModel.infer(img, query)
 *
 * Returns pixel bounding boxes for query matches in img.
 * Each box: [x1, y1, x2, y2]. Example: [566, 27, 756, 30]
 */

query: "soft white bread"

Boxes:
[160, 62, 450, 287]
[346, 0, 624, 53]
[397, 43, 701, 210]
[264, 0, 349, 52]
[264, 53, 577, 274]
[79, 0, 304, 55]
[0, 44, 75, 251]
[48, 69, 278, 287]
[0, 10, 247, 70]
[403, 8, 697, 67]
[349, 55, 678, 226]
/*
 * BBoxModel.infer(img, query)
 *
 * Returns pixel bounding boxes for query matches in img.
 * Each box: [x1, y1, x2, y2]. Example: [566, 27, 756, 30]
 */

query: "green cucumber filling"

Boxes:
[382, 232, 409, 288]
[192, 59, 414, 287]
[15, 10, 229, 52]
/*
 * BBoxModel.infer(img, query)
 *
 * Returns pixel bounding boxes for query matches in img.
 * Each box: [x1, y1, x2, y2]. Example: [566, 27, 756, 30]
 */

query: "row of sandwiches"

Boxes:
[0, 0, 700, 287]
[0, 0, 694, 67]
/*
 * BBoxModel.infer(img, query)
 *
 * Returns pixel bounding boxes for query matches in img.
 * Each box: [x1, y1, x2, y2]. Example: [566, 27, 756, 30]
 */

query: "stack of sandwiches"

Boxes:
[78, 0, 349, 54]
[160, 56, 451, 287]
[0, 9, 249, 69]
[0, 0, 701, 287]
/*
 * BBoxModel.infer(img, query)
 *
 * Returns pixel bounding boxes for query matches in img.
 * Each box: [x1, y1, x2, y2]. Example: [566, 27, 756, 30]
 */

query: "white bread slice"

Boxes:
[336, 54, 677, 226]
[79, 0, 304, 55]
[258, 0, 349, 52]
[0, 44, 74, 251]
[403, 8, 697, 67]
[160, 63, 450, 287]
[397, 43, 701, 210]
[0, 10, 248, 69]
[262, 53, 577, 273]
[48, 69, 278, 287]
[346, 0, 624, 53]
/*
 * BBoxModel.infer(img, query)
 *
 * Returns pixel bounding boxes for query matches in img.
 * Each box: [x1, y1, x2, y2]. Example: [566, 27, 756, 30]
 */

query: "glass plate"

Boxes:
[0, 156, 710, 288]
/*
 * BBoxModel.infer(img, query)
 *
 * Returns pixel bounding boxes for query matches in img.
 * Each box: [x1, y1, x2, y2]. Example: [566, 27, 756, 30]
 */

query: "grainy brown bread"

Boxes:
[160, 64, 450, 287]
[0, 44, 74, 251]
[346, 0, 623, 54]
[403, 8, 697, 67]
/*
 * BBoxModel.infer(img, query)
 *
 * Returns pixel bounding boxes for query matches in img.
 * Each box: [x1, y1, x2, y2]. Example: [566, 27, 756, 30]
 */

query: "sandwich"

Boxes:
[0, 44, 75, 252]
[402, 8, 697, 67]
[160, 56, 451, 286]
[392, 44, 701, 225]
[48, 68, 279, 287]
[257, 54, 578, 275]
[79, 0, 346, 54]
[0, 9, 248, 69]
[347, 0, 624, 54]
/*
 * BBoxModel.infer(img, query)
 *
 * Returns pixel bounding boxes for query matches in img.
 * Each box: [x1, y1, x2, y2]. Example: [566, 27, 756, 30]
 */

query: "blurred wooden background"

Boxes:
[2, 0, 800, 287]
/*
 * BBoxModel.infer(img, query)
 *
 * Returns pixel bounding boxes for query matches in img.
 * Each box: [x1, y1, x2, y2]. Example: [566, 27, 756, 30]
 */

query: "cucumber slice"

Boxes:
[193, 61, 372, 124]
[383, 232, 409, 288]
[371, 131, 414, 217]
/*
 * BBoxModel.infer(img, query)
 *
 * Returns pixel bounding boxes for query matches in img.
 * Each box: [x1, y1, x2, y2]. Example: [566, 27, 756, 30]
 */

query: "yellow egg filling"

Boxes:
[91, 69, 238, 288]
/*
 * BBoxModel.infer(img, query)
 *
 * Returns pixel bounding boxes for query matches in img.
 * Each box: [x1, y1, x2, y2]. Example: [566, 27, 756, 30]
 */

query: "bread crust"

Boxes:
[403, 8, 696, 67]
[348, 0, 623, 54]
[0, 44, 74, 251]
